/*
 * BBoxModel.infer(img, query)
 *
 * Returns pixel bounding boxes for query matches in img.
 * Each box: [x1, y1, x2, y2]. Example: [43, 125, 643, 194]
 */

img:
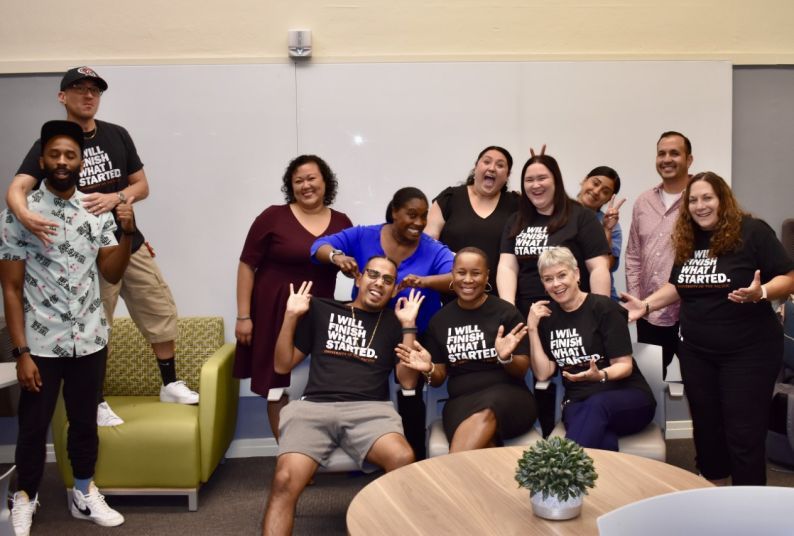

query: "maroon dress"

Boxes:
[233, 204, 353, 396]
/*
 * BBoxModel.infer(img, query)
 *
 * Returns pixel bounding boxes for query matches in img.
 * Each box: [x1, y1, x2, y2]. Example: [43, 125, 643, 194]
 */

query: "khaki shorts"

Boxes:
[277, 400, 404, 468]
[100, 244, 178, 344]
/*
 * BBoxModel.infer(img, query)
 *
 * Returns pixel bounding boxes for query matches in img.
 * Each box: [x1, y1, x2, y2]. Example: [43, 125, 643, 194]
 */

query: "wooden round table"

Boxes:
[347, 447, 711, 535]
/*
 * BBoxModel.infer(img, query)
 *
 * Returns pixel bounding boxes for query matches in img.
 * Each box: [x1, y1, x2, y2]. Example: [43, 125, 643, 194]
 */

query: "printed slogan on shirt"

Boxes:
[445, 324, 497, 364]
[549, 327, 603, 368]
[325, 312, 378, 359]
[514, 226, 549, 256]
[676, 249, 730, 287]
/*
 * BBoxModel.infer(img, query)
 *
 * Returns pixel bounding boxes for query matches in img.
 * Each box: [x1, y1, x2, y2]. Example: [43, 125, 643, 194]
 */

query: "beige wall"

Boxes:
[1, 0, 792, 72]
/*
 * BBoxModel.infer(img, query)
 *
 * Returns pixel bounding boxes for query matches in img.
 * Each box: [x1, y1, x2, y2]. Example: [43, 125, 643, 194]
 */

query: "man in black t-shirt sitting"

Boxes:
[262, 256, 424, 536]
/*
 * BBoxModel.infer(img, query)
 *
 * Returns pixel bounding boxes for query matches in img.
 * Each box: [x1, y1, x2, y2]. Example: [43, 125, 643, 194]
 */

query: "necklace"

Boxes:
[350, 306, 384, 349]
[84, 125, 98, 140]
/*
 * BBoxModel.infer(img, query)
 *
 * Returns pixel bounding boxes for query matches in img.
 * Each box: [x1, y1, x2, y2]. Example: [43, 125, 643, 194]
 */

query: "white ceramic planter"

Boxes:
[530, 491, 583, 520]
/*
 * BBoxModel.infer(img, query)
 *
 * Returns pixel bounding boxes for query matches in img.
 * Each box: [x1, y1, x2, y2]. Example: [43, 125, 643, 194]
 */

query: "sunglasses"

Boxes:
[364, 268, 396, 286]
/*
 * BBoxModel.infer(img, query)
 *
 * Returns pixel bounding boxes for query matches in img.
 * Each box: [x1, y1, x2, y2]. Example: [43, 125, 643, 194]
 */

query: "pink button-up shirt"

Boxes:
[625, 183, 681, 327]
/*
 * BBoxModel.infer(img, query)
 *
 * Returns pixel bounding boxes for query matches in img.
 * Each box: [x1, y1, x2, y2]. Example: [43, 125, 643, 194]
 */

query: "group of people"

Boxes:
[242, 131, 794, 536]
[3, 65, 793, 536]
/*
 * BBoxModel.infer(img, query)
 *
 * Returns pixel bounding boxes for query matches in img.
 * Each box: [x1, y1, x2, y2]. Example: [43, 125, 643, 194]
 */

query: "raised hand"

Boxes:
[619, 292, 647, 322]
[602, 195, 626, 232]
[286, 281, 313, 317]
[562, 357, 602, 382]
[495, 322, 528, 360]
[728, 269, 763, 304]
[529, 144, 547, 157]
[527, 300, 552, 331]
[114, 195, 137, 234]
[395, 340, 432, 372]
[395, 288, 425, 326]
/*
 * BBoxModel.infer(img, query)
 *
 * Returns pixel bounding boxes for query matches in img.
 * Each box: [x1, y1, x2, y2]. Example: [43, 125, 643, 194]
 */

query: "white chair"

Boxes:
[547, 342, 667, 461]
[0, 465, 15, 536]
[597, 486, 794, 536]
[426, 374, 543, 458]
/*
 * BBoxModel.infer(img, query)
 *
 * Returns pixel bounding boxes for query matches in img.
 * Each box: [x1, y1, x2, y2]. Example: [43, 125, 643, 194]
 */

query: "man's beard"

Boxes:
[45, 166, 80, 192]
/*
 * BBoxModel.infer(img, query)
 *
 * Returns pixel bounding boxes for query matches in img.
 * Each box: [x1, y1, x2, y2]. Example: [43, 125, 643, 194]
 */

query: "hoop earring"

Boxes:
[485, 282, 493, 293]
[449, 281, 454, 291]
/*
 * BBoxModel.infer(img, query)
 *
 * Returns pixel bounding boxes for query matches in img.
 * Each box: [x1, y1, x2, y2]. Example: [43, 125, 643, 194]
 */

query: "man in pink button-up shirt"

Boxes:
[625, 131, 693, 377]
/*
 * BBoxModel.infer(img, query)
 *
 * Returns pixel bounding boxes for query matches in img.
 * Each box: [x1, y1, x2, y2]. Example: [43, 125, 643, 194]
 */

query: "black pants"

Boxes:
[678, 339, 780, 485]
[397, 382, 426, 461]
[637, 318, 679, 379]
[16, 348, 106, 496]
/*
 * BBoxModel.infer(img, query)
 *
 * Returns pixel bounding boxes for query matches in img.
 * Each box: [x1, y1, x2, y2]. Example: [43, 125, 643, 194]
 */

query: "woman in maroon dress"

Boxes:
[234, 155, 352, 438]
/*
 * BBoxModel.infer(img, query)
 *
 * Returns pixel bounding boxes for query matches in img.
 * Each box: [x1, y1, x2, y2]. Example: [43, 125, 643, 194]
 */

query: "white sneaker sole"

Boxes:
[70, 504, 125, 527]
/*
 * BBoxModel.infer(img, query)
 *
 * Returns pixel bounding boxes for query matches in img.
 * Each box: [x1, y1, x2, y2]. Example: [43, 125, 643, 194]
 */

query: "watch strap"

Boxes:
[12, 346, 30, 359]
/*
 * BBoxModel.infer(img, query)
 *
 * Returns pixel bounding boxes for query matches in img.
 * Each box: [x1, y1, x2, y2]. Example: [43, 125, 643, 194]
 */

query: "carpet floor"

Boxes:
[13, 439, 794, 535]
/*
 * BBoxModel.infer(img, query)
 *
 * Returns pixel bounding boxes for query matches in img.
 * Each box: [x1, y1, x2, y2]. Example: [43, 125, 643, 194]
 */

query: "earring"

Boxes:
[485, 282, 493, 293]
[449, 281, 454, 291]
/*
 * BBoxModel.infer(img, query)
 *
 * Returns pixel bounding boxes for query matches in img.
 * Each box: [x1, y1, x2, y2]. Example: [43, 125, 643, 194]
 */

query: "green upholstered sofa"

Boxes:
[51, 317, 239, 510]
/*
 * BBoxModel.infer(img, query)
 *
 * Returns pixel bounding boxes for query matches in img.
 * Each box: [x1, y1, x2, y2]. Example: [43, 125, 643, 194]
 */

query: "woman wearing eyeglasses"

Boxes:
[312, 186, 455, 458]
[396, 247, 536, 452]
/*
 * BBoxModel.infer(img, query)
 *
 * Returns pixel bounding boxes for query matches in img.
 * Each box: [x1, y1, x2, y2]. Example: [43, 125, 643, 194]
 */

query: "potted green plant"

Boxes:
[514, 436, 598, 520]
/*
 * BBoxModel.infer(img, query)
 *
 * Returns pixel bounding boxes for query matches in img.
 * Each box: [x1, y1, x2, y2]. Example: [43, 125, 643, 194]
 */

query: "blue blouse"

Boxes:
[311, 224, 454, 333]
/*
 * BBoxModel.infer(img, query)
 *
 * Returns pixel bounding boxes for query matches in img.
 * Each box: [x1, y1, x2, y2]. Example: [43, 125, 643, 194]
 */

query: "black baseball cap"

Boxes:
[40, 120, 85, 156]
[60, 66, 108, 92]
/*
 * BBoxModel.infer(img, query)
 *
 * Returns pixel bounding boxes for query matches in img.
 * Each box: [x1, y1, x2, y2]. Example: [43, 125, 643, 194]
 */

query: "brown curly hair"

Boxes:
[672, 172, 745, 265]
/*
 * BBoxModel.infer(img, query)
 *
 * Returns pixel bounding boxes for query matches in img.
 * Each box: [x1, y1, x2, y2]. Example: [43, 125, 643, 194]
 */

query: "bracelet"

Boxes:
[599, 369, 609, 383]
[236, 316, 251, 321]
[401, 327, 418, 334]
[497, 354, 513, 365]
[761, 284, 768, 301]
[643, 301, 651, 316]
[423, 362, 435, 384]
[122, 228, 138, 236]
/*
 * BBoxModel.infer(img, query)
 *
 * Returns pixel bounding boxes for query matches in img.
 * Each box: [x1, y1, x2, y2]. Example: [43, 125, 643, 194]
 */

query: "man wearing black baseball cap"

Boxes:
[6, 66, 197, 430]
[3, 120, 135, 533]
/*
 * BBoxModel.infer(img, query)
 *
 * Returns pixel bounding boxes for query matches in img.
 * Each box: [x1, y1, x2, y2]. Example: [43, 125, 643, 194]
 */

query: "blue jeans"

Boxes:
[562, 387, 655, 451]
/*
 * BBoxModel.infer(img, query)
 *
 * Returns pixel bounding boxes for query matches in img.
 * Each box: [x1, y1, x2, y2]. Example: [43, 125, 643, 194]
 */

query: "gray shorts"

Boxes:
[277, 400, 404, 468]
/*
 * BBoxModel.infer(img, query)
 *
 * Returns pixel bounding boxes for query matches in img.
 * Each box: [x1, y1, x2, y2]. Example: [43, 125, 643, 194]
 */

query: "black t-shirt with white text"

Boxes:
[500, 203, 609, 313]
[670, 216, 794, 353]
[295, 298, 402, 402]
[538, 294, 654, 404]
[17, 120, 146, 251]
[423, 295, 529, 398]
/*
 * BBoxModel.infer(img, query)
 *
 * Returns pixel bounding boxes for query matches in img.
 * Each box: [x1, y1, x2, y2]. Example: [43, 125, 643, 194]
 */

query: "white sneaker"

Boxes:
[97, 401, 124, 427]
[11, 490, 38, 536]
[70, 482, 124, 527]
[160, 380, 199, 404]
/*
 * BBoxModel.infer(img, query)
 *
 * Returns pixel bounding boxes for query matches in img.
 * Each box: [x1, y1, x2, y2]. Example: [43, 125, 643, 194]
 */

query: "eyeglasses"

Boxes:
[364, 268, 396, 286]
[67, 84, 103, 97]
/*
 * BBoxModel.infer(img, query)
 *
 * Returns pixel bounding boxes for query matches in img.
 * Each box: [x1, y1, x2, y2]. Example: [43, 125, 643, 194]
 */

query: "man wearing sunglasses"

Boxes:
[6, 67, 196, 429]
[263, 256, 425, 536]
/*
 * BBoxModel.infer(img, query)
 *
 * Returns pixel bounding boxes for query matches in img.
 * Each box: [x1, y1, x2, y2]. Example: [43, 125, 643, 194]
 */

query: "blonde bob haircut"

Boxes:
[537, 246, 579, 274]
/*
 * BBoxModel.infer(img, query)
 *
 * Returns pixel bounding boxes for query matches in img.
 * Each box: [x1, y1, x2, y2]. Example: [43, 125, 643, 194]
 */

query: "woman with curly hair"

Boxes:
[234, 155, 352, 438]
[622, 171, 794, 485]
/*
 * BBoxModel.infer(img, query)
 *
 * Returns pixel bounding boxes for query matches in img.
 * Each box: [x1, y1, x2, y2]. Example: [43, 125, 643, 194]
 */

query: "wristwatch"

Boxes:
[117, 191, 127, 204]
[599, 369, 609, 383]
[328, 249, 344, 264]
[11, 346, 30, 359]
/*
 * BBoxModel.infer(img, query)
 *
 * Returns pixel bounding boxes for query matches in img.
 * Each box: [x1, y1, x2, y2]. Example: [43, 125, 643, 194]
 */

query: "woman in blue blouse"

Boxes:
[312, 187, 454, 460]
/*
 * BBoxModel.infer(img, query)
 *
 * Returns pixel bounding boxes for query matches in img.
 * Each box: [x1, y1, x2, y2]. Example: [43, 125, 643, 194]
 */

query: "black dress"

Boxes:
[423, 295, 537, 441]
